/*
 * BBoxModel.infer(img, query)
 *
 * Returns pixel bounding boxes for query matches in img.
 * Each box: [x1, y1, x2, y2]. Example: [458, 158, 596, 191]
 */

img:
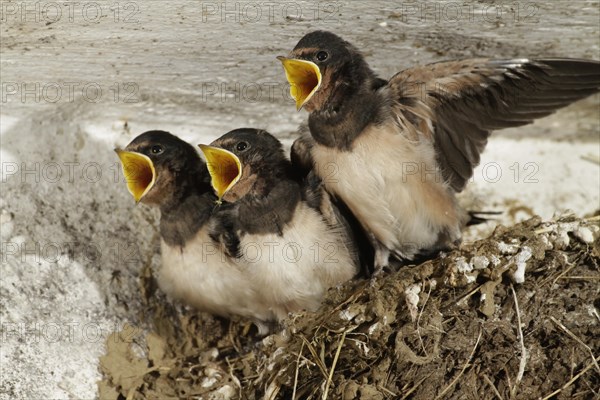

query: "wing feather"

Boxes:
[389, 58, 600, 191]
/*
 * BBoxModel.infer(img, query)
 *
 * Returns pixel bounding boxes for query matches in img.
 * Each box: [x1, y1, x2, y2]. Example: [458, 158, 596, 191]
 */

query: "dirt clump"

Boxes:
[99, 213, 599, 399]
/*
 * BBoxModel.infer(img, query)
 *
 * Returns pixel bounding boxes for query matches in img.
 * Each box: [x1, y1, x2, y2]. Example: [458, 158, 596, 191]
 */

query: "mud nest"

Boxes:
[99, 213, 599, 400]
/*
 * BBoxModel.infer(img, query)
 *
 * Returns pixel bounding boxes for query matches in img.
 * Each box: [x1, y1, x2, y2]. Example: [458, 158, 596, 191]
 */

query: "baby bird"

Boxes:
[115, 130, 360, 333]
[278, 30, 600, 273]
[115, 131, 293, 331]
[199, 128, 360, 321]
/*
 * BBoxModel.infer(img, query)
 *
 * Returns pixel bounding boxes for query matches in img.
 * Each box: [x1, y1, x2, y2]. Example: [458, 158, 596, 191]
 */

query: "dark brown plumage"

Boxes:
[388, 57, 600, 191]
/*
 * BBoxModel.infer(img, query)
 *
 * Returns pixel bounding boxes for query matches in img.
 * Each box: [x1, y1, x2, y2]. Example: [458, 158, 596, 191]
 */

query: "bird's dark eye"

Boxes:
[236, 142, 248, 152]
[316, 51, 329, 62]
[151, 145, 164, 154]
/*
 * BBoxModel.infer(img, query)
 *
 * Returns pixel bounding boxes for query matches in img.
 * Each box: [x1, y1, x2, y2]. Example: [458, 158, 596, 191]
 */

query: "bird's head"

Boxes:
[199, 128, 287, 202]
[115, 130, 208, 206]
[278, 30, 373, 112]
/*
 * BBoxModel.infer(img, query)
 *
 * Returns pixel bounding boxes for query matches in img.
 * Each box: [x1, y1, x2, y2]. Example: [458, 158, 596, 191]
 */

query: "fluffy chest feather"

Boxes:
[311, 122, 460, 259]
[160, 229, 274, 321]
[236, 202, 358, 319]
[159, 203, 357, 322]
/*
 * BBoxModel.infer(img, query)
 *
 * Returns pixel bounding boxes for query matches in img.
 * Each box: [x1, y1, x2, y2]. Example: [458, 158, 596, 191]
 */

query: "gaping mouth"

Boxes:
[198, 144, 242, 200]
[115, 150, 156, 203]
[277, 56, 322, 110]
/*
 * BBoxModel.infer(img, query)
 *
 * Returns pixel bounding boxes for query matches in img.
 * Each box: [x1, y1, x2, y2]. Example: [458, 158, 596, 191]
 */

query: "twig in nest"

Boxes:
[434, 327, 483, 400]
[551, 262, 578, 286]
[322, 330, 347, 400]
[540, 355, 600, 400]
[264, 379, 280, 400]
[228, 320, 244, 354]
[291, 340, 306, 400]
[559, 276, 600, 280]
[400, 374, 433, 400]
[224, 357, 242, 398]
[510, 284, 527, 399]
[540, 254, 577, 287]
[300, 335, 328, 379]
[416, 282, 432, 356]
[454, 284, 482, 306]
[549, 316, 600, 373]
[483, 374, 504, 400]
[581, 153, 600, 165]
[377, 384, 399, 398]
[591, 308, 600, 324]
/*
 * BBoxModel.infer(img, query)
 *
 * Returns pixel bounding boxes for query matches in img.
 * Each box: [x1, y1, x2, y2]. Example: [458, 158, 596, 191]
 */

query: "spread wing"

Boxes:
[388, 58, 600, 192]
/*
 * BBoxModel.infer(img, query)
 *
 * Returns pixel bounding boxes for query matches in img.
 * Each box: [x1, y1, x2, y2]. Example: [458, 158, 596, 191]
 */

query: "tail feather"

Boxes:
[466, 210, 503, 226]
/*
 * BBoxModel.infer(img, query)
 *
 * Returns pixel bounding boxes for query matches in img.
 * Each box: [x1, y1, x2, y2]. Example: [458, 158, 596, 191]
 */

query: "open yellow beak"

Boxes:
[277, 56, 322, 110]
[115, 150, 156, 203]
[198, 144, 242, 200]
